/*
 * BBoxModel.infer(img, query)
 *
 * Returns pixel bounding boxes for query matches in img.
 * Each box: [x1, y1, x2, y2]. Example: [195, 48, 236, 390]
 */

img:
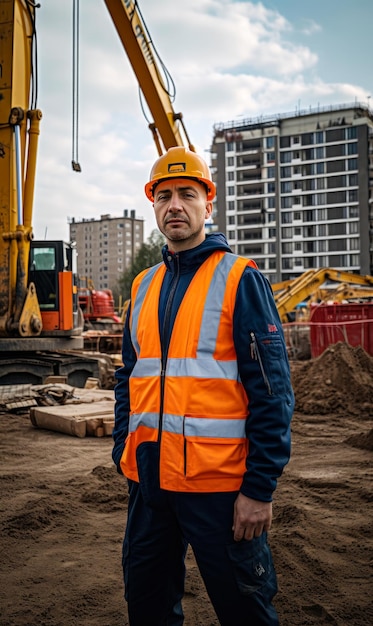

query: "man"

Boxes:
[113, 147, 294, 626]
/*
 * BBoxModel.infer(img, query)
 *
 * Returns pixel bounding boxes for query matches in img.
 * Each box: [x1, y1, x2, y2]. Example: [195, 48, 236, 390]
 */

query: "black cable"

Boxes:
[133, 1, 177, 124]
[72, 0, 81, 171]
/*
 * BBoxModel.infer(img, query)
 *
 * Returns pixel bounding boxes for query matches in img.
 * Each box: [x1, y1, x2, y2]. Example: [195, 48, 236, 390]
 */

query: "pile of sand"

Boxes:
[291, 342, 373, 420]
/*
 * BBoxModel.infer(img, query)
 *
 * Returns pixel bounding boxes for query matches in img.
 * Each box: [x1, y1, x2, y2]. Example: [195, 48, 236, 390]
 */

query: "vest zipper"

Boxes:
[250, 331, 272, 395]
[159, 254, 181, 443]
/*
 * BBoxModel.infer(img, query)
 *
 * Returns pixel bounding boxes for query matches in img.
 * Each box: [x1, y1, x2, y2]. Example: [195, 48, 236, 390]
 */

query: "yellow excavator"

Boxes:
[272, 268, 373, 323]
[0, 0, 193, 385]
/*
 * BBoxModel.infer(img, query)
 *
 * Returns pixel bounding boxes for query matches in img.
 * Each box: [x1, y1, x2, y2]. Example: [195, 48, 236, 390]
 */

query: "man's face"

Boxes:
[153, 178, 213, 251]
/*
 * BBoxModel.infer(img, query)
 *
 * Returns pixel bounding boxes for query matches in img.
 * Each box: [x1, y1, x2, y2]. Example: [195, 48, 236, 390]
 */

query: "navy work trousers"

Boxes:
[122, 480, 279, 626]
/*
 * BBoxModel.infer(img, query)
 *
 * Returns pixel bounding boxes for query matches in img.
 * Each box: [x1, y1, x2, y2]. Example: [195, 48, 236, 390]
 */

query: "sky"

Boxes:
[32, 0, 372, 242]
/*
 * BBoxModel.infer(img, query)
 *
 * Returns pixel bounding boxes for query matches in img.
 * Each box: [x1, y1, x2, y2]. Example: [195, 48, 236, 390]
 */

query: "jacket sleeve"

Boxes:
[234, 266, 294, 502]
[112, 303, 136, 473]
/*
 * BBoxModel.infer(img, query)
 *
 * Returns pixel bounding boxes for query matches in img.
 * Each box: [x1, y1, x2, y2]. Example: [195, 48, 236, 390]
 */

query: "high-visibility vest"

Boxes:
[120, 251, 257, 492]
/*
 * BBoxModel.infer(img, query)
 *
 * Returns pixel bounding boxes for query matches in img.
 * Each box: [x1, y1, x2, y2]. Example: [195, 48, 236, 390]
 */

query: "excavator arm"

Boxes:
[274, 268, 373, 322]
[103, 0, 194, 155]
[0, 0, 43, 338]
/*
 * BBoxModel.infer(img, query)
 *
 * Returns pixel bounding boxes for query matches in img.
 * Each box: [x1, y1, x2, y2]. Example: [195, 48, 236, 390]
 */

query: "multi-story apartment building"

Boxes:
[210, 103, 373, 283]
[69, 210, 144, 291]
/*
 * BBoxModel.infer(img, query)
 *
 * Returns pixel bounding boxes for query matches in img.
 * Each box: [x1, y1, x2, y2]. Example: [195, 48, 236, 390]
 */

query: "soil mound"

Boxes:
[291, 342, 373, 417]
[345, 427, 373, 451]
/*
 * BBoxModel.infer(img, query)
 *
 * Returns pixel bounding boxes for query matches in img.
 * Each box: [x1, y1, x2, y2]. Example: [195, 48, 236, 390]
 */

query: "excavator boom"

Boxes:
[103, 0, 194, 155]
[274, 268, 373, 322]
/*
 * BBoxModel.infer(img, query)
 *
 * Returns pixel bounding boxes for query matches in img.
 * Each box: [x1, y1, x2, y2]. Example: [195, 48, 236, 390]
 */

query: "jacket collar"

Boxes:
[162, 232, 232, 275]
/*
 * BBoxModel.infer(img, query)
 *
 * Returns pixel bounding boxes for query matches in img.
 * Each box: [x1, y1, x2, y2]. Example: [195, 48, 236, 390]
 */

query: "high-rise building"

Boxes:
[69, 210, 144, 291]
[210, 103, 373, 283]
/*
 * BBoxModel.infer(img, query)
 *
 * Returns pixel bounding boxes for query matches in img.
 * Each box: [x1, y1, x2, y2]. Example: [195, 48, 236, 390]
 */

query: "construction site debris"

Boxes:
[291, 341, 373, 417]
[30, 401, 114, 438]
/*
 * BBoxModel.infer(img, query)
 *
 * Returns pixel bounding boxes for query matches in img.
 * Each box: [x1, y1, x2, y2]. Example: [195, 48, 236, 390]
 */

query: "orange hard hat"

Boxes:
[144, 147, 216, 202]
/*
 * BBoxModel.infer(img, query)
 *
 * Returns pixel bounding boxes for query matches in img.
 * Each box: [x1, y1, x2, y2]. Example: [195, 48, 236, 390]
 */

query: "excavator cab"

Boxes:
[29, 241, 81, 335]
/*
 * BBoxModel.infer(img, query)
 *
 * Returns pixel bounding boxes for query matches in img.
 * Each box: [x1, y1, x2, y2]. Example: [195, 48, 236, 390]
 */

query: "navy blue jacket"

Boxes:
[113, 232, 294, 502]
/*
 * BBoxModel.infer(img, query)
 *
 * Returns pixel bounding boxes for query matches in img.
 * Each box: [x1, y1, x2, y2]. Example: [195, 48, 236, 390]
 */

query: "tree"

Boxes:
[116, 229, 165, 302]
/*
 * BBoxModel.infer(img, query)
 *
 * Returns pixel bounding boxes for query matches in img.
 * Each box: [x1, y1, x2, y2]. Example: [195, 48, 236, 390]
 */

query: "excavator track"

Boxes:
[0, 351, 101, 388]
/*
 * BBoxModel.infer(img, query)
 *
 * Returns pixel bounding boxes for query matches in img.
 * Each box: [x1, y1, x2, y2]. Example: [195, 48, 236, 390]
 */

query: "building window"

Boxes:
[266, 136, 275, 149]
[349, 221, 359, 234]
[282, 227, 293, 239]
[282, 242, 293, 254]
[346, 127, 357, 140]
[330, 254, 348, 266]
[318, 240, 327, 252]
[281, 182, 292, 193]
[227, 156, 234, 166]
[329, 239, 347, 252]
[349, 189, 358, 202]
[349, 173, 358, 186]
[227, 186, 235, 195]
[281, 166, 291, 177]
[281, 152, 292, 163]
[348, 206, 359, 218]
[282, 258, 293, 269]
[319, 224, 327, 236]
[347, 142, 357, 155]
[281, 197, 292, 209]
[349, 238, 360, 250]
[304, 210, 315, 222]
[329, 222, 346, 236]
[348, 158, 358, 170]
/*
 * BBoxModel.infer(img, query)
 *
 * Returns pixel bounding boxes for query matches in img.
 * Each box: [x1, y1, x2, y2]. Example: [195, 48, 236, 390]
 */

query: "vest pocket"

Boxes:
[184, 435, 247, 481]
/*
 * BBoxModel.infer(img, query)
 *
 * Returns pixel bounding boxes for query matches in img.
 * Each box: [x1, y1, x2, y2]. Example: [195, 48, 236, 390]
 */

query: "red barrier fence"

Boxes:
[309, 303, 373, 358]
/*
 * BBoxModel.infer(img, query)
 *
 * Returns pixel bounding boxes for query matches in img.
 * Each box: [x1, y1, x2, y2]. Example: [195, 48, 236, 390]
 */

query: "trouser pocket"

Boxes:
[225, 533, 278, 599]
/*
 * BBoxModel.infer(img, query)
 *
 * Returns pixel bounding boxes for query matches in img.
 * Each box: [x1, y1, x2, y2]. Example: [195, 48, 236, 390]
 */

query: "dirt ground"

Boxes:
[1, 342, 372, 626]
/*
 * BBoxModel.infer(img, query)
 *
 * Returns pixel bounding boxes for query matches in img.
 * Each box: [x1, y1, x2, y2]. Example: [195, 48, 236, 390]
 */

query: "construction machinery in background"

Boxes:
[273, 268, 373, 322]
[0, 0, 193, 387]
[78, 277, 121, 330]
[272, 269, 373, 359]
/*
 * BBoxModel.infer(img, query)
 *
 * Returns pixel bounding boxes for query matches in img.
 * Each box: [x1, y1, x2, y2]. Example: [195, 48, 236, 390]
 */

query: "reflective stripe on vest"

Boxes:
[122, 251, 257, 492]
[129, 412, 246, 439]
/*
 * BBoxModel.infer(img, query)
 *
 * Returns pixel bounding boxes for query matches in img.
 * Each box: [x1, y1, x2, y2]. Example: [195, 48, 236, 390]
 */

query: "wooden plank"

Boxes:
[30, 401, 114, 438]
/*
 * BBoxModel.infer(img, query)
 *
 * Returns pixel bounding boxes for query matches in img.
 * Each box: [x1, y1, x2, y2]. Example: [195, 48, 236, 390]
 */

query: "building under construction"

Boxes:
[210, 102, 373, 283]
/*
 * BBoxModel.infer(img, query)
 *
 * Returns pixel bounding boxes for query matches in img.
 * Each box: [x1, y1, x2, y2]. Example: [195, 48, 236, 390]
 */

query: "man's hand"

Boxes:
[232, 493, 272, 541]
